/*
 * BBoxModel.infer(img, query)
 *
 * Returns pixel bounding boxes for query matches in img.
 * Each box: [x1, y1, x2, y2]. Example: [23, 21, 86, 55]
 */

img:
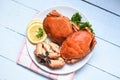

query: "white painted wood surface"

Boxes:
[0, 0, 120, 80]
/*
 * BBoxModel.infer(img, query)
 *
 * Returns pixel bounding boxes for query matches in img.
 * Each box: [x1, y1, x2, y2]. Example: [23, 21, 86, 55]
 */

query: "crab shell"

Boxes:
[43, 10, 78, 45]
[60, 28, 96, 63]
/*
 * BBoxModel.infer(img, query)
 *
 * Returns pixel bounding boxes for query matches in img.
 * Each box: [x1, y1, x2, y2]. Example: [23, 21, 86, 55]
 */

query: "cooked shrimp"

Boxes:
[42, 42, 53, 53]
[36, 56, 41, 63]
[48, 42, 60, 53]
[48, 52, 60, 59]
[48, 42, 59, 48]
[66, 58, 80, 63]
[41, 47, 46, 56]
[46, 57, 65, 69]
[35, 42, 65, 69]
[34, 42, 43, 57]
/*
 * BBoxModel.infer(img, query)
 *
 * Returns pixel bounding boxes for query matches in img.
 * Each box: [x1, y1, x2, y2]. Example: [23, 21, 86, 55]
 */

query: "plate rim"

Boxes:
[26, 5, 93, 74]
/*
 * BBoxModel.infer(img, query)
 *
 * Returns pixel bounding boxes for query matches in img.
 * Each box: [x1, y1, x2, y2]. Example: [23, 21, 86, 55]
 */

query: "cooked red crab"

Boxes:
[43, 10, 96, 64]
[43, 10, 78, 45]
[60, 28, 96, 63]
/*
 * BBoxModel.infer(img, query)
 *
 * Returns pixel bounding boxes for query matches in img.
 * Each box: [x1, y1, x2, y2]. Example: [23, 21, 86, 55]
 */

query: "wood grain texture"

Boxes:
[0, 0, 120, 80]
[0, 0, 36, 34]
[83, 0, 120, 16]
[0, 57, 49, 80]
[1, 0, 120, 46]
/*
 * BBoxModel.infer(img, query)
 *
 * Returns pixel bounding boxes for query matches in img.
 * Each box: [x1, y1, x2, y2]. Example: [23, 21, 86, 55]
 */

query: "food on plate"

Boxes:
[43, 10, 78, 45]
[60, 28, 96, 63]
[48, 42, 60, 53]
[26, 20, 47, 44]
[34, 42, 65, 69]
[71, 12, 82, 26]
[35, 42, 60, 59]
[71, 12, 94, 33]
[28, 10, 96, 69]
[46, 57, 65, 69]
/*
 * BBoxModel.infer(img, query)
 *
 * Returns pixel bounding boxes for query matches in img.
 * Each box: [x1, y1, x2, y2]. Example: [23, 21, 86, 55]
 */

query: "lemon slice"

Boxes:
[26, 20, 47, 44]
[27, 20, 42, 28]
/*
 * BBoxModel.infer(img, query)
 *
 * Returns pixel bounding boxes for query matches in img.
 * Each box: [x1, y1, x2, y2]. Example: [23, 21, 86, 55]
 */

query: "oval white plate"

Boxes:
[26, 6, 92, 74]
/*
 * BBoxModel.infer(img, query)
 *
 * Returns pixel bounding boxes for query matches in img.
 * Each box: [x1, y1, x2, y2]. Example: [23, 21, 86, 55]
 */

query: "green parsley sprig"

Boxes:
[71, 12, 82, 25]
[36, 28, 44, 38]
[80, 22, 94, 33]
[71, 12, 94, 33]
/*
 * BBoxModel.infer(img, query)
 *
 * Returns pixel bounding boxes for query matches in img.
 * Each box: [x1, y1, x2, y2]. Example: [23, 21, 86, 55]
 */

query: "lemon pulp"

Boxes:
[26, 20, 47, 44]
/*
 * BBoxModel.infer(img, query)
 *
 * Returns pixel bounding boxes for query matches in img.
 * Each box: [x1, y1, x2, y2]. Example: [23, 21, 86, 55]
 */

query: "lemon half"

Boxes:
[26, 20, 47, 44]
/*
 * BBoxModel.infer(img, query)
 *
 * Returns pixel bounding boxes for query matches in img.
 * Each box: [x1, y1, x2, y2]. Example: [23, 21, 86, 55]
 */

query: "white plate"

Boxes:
[26, 6, 92, 74]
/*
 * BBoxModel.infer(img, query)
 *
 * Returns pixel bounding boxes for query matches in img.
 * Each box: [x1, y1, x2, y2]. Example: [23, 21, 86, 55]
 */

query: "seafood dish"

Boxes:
[34, 42, 65, 69]
[32, 10, 96, 69]
[61, 28, 96, 63]
[43, 10, 78, 45]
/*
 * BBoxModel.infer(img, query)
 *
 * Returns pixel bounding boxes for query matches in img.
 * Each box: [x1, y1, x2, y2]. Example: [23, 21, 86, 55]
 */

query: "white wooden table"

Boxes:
[0, 0, 120, 80]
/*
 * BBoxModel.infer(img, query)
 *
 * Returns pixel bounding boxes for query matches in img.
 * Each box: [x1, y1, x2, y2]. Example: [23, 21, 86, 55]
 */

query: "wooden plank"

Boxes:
[0, 27, 25, 61]
[75, 64, 120, 80]
[0, 56, 49, 80]
[75, 1, 120, 46]
[0, 0, 36, 34]
[1, 25, 120, 78]
[10, 0, 120, 46]
[0, 56, 119, 80]
[0, 0, 120, 79]
[83, 0, 120, 16]
[88, 38, 120, 78]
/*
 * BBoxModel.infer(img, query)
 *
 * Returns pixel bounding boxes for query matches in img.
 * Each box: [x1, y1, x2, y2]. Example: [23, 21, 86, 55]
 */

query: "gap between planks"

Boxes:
[0, 26, 120, 79]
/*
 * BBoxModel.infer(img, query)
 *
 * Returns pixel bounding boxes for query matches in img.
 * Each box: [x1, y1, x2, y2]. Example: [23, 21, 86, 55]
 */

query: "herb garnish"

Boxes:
[80, 22, 94, 33]
[36, 28, 44, 38]
[71, 12, 94, 33]
[71, 12, 82, 25]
